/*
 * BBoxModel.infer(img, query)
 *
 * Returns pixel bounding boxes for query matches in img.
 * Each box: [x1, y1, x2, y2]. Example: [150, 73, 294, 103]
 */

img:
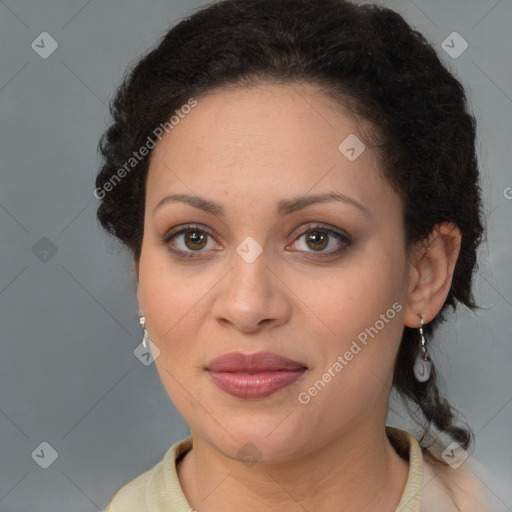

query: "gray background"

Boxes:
[0, 0, 510, 510]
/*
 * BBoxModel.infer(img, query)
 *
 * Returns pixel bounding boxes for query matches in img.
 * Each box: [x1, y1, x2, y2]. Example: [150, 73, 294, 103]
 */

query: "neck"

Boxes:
[177, 422, 409, 512]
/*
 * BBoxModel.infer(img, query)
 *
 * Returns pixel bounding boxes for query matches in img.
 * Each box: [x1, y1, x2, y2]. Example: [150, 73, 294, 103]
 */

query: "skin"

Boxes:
[134, 82, 461, 512]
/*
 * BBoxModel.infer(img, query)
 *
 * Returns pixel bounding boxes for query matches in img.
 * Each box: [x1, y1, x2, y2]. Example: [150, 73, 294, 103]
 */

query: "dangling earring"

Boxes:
[413, 314, 432, 382]
[139, 316, 150, 348]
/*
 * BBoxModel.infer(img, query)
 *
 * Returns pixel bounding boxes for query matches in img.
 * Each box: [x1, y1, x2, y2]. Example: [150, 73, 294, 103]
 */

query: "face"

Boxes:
[136, 82, 414, 464]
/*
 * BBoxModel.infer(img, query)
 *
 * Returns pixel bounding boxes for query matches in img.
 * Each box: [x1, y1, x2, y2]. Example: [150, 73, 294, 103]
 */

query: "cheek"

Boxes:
[137, 254, 208, 412]
[137, 250, 209, 351]
[295, 243, 408, 405]
[301, 247, 407, 344]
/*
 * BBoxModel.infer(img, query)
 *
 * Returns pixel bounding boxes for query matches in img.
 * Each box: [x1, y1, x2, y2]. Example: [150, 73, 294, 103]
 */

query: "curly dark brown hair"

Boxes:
[95, 0, 484, 456]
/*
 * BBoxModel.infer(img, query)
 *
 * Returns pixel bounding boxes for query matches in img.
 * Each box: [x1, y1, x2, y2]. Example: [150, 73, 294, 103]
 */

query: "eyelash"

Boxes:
[162, 223, 352, 260]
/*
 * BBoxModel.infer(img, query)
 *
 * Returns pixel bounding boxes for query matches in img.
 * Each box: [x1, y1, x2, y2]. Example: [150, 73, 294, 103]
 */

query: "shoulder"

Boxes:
[103, 465, 154, 511]
[104, 437, 193, 512]
[387, 426, 499, 512]
[421, 451, 497, 512]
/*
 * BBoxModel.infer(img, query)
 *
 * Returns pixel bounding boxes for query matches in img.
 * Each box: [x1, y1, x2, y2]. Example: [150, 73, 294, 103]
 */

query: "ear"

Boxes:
[403, 222, 462, 327]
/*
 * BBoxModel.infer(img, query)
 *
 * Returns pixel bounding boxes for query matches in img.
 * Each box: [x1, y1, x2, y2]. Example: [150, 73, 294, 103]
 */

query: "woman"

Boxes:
[96, 0, 494, 510]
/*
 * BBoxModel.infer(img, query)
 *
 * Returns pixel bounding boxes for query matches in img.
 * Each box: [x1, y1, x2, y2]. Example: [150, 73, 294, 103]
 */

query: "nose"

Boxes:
[212, 247, 292, 334]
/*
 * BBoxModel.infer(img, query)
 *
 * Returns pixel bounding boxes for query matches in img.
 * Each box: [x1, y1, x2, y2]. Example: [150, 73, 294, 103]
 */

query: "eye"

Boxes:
[163, 224, 220, 257]
[288, 224, 351, 257]
[163, 223, 351, 260]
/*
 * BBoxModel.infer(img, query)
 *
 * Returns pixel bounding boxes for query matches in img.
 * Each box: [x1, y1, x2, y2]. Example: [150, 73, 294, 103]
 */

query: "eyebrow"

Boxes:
[152, 191, 370, 218]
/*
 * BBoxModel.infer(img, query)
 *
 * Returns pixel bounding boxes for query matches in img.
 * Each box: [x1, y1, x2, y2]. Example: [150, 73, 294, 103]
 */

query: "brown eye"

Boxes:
[183, 230, 208, 250]
[288, 224, 352, 257]
[305, 230, 329, 251]
[164, 224, 219, 257]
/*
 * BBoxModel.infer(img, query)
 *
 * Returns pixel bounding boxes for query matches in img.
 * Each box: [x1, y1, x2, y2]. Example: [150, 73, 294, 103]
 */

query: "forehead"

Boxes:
[146, 82, 392, 213]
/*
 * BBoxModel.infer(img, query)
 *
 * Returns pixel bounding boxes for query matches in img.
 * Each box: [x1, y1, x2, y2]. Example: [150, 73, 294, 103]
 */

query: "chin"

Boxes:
[196, 417, 314, 466]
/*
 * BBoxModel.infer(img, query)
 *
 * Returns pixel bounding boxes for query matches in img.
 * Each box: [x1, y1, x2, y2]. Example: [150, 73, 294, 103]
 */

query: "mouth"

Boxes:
[205, 351, 308, 399]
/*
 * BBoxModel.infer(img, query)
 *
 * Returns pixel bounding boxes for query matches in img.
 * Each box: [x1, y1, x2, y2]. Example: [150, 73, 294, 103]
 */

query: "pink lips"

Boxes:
[206, 351, 307, 399]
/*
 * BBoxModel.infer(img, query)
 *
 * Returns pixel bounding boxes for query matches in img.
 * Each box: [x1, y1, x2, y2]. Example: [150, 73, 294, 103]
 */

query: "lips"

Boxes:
[206, 351, 308, 399]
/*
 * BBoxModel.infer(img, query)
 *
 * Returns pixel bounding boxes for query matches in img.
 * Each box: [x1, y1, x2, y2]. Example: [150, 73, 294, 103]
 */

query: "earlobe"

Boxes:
[403, 222, 462, 327]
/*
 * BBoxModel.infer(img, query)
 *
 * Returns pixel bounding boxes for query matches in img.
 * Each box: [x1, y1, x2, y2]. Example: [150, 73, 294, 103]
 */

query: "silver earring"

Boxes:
[139, 316, 150, 348]
[413, 314, 432, 382]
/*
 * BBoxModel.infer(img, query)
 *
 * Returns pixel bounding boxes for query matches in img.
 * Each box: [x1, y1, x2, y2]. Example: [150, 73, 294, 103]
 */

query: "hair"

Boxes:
[96, 0, 484, 460]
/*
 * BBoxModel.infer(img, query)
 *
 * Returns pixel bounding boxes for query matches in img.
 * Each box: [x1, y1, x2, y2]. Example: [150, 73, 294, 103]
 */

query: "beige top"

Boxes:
[104, 426, 494, 511]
